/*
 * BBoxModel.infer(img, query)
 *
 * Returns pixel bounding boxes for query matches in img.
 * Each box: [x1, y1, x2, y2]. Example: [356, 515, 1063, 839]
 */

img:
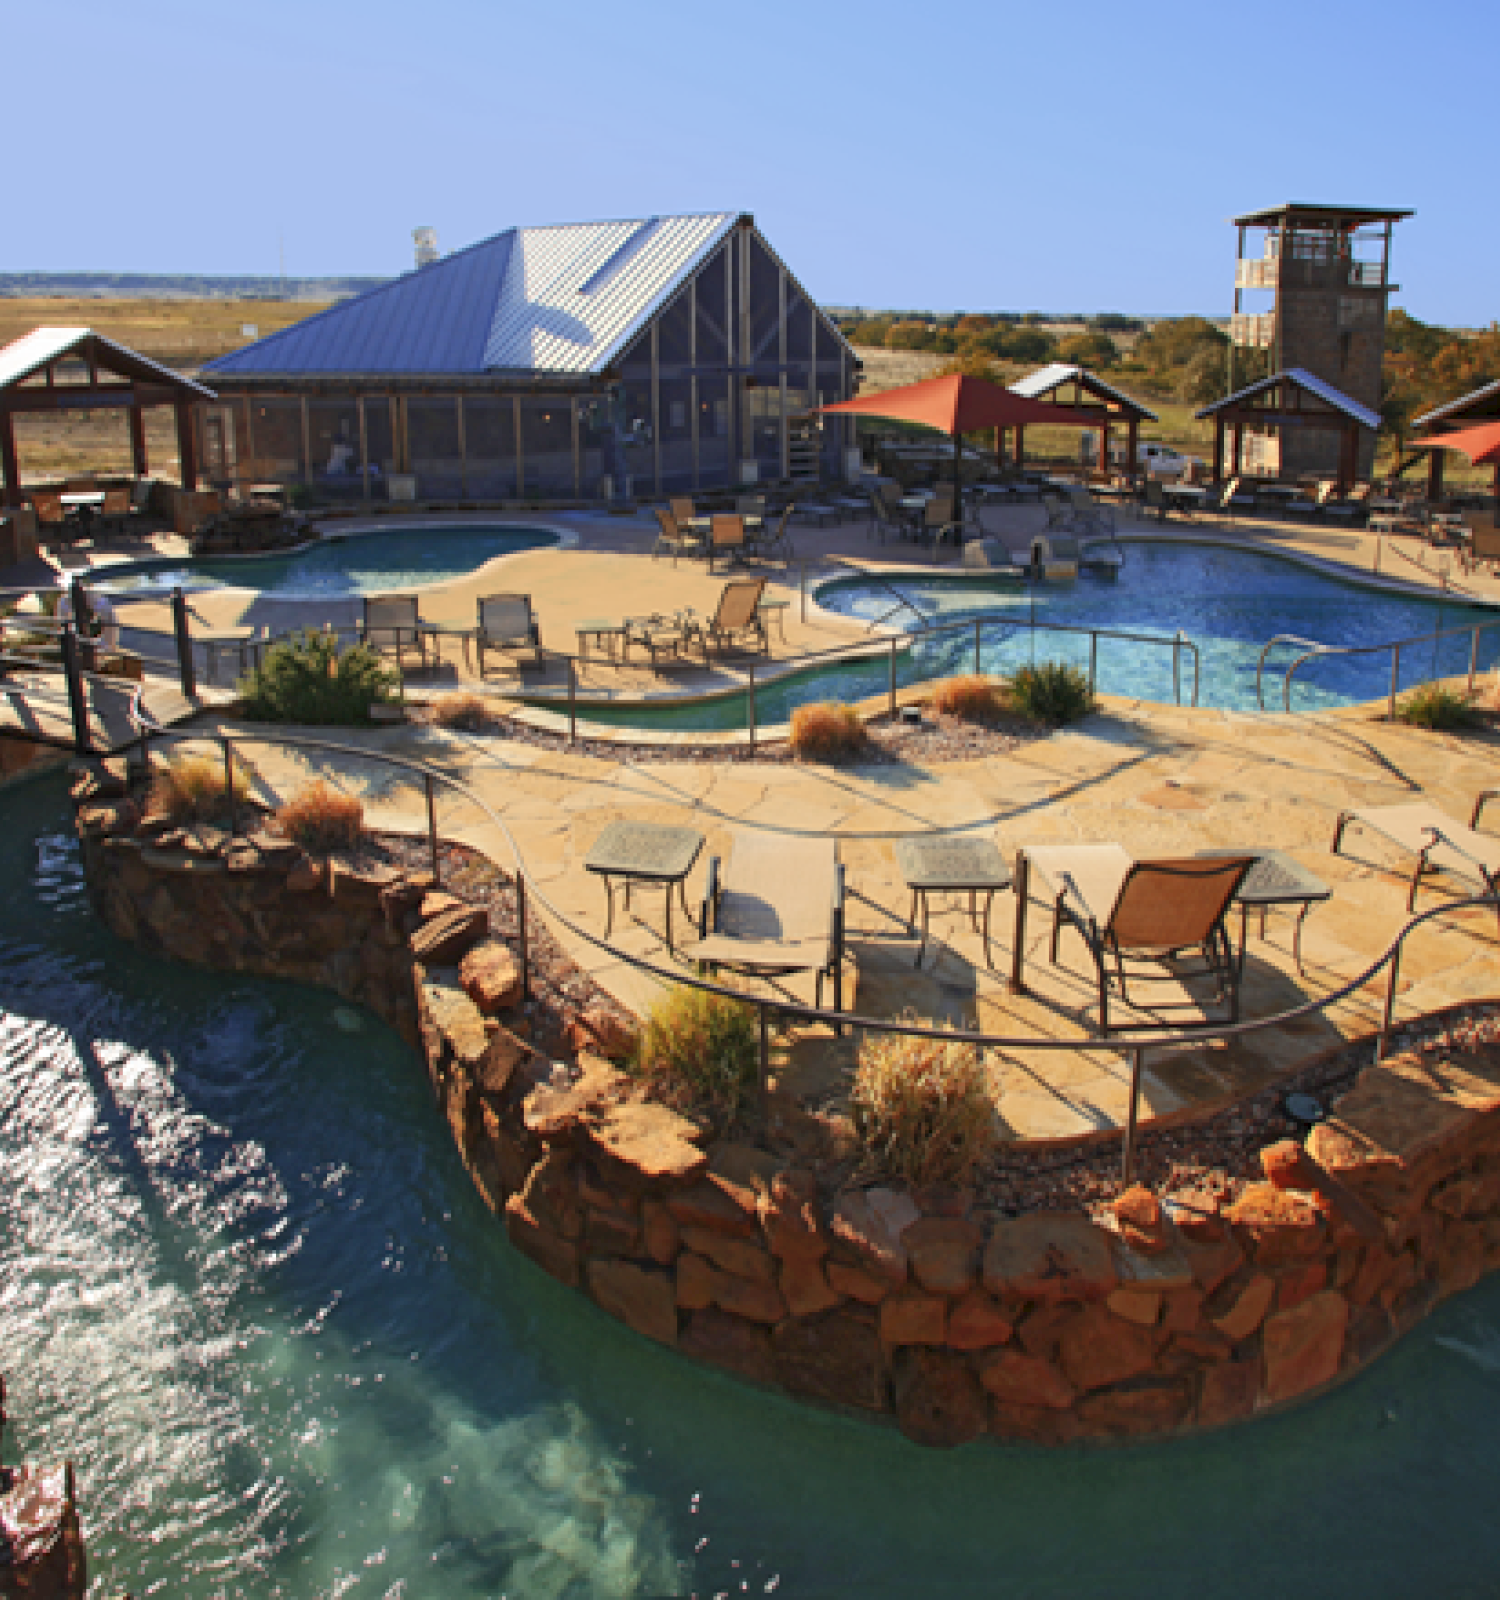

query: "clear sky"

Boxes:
[10, 0, 1496, 326]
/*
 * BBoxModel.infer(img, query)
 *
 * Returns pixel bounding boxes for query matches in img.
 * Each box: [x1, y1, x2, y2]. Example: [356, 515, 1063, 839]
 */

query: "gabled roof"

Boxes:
[1009, 362, 1157, 422]
[1194, 367, 1380, 431]
[0, 326, 214, 398]
[205, 212, 740, 380]
[1232, 203, 1412, 229]
[1414, 378, 1500, 432]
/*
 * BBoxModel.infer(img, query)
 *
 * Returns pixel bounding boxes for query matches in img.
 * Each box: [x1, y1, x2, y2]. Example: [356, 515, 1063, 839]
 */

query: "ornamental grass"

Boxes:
[429, 692, 493, 731]
[851, 1026, 996, 1186]
[147, 753, 252, 824]
[929, 674, 1007, 724]
[632, 983, 759, 1120]
[273, 780, 365, 854]
[790, 701, 868, 762]
[1397, 683, 1479, 731]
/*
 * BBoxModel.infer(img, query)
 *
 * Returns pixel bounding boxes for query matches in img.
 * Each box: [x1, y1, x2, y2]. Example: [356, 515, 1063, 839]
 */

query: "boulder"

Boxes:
[679, 1225, 777, 1284]
[1076, 1375, 1191, 1437]
[826, 1261, 895, 1305]
[458, 939, 523, 1014]
[1111, 1184, 1171, 1253]
[1055, 1302, 1156, 1392]
[1262, 1289, 1349, 1406]
[1276, 1262, 1328, 1312]
[587, 1103, 708, 1186]
[1259, 1138, 1382, 1242]
[988, 1399, 1084, 1446]
[587, 1259, 678, 1346]
[642, 1199, 680, 1265]
[1210, 1273, 1276, 1344]
[567, 1005, 639, 1061]
[1105, 1288, 1162, 1327]
[1196, 1357, 1260, 1427]
[504, 1194, 581, 1287]
[830, 1189, 920, 1283]
[759, 1168, 829, 1262]
[1180, 1234, 1246, 1296]
[419, 889, 465, 920]
[711, 1272, 787, 1325]
[772, 1310, 889, 1411]
[779, 1254, 842, 1318]
[668, 1177, 758, 1235]
[900, 1217, 982, 1296]
[983, 1213, 1118, 1303]
[879, 1290, 947, 1347]
[522, 1054, 628, 1141]
[1225, 1183, 1326, 1265]
[676, 1251, 718, 1311]
[410, 905, 489, 966]
[975, 1349, 1076, 1411]
[945, 1290, 1015, 1352]
[892, 1347, 988, 1448]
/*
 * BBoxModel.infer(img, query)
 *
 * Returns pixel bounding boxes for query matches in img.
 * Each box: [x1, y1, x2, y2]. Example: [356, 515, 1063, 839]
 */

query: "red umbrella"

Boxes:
[817, 373, 1076, 521]
[1416, 419, 1500, 465]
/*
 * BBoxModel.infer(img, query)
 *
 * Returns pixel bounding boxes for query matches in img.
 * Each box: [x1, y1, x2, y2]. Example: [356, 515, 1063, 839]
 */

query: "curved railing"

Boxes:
[1258, 617, 1500, 716]
[122, 691, 1497, 1185]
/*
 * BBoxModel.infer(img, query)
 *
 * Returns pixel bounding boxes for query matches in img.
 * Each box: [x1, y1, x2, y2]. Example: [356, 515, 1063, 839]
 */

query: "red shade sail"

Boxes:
[816, 372, 1072, 434]
[1416, 420, 1500, 466]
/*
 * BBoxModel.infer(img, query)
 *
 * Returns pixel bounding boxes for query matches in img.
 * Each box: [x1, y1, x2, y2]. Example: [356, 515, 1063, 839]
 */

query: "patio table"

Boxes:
[1195, 847, 1330, 976]
[417, 621, 473, 669]
[624, 612, 693, 666]
[585, 819, 705, 949]
[896, 834, 1012, 969]
[576, 618, 629, 660]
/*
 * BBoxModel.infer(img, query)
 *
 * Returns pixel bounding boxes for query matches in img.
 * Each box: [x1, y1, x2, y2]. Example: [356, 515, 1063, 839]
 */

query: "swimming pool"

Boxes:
[91, 523, 562, 599]
[543, 542, 1500, 731]
[7, 773, 1500, 1595]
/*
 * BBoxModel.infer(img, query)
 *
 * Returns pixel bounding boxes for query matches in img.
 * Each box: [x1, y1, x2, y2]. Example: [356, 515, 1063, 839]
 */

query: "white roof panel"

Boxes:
[1194, 366, 1380, 431]
[1009, 361, 1157, 420]
[0, 326, 214, 397]
[1413, 378, 1500, 430]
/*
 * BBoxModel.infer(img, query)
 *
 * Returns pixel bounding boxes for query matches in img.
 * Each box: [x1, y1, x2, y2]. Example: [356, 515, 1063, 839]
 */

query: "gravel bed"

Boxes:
[418, 705, 1043, 766]
[977, 1004, 1500, 1216]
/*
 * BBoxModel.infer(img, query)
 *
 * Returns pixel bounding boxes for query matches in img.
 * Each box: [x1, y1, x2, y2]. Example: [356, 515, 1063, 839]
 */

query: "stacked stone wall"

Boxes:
[70, 762, 1500, 1449]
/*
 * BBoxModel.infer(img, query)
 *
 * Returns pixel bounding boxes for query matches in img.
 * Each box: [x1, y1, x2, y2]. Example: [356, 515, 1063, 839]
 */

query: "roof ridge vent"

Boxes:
[576, 217, 661, 295]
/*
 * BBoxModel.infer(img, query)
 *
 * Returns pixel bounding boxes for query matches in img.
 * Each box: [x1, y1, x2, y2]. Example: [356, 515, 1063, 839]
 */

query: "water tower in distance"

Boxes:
[413, 227, 439, 269]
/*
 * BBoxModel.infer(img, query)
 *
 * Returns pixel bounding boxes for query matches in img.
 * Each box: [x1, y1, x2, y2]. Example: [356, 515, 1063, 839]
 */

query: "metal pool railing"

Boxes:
[122, 693, 1498, 1184]
[1257, 616, 1500, 717]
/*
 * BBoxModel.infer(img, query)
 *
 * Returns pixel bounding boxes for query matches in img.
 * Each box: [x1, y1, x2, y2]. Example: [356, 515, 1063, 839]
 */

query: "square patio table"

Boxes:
[576, 618, 628, 660]
[417, 621, 474, 669]
[1195, 847, 1331, 976]
[585, 820, 705, 950]
[624, 614, 693, 666]
[895, 835, 1012, 969]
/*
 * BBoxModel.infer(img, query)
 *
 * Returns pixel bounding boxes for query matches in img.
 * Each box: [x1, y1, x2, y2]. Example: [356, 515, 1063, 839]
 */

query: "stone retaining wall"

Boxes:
[71, 761, 1500, 1449]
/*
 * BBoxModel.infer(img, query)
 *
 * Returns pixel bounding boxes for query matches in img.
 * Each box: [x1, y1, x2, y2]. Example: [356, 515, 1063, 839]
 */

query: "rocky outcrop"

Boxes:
[0, 1378, 88, 1598]
[69, 763, 1500, 1450]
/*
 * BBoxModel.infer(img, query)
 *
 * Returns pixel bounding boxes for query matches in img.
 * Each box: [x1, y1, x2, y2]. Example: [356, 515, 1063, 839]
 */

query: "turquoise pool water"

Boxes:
[7, 773, 1500, 1596]
[546, 543, 1500, 731]
[91, 524, 560, 599]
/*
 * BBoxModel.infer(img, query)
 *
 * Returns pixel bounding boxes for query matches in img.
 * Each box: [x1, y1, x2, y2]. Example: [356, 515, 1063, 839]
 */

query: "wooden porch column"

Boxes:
[1014, 425, 1026, 468]
[0, 410, 20, 507]
[1098, 422, 1110, 478]
[1338, 425, 1357, 496]
[1231, 423, 1243, 476]
[1127, 417, 1139, 478]
[1427, 448, 1445, 501]
[994, 426, 1003, 466]
[128, 405, 148, 478]
[1212, 416, 1225, 484]
[175, 401, 198, 490]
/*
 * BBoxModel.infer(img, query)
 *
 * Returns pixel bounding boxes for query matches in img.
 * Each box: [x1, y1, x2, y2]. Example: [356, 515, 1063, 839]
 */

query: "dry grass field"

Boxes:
[2, 295, 328, 483]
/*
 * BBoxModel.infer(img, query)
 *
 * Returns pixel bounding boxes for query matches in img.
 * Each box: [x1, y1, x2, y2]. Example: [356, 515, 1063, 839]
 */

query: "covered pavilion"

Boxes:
[1007, 362, 1157, 474]
[1194, 367, 1378, 492]
[1412, 380, 1500, 500]
[0, 327, 215, 508]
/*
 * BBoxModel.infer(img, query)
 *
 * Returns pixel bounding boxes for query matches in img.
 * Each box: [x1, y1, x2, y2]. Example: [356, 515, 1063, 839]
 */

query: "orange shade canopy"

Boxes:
[1416, 420, 1500, 466]
[816, 372, 1074, 435]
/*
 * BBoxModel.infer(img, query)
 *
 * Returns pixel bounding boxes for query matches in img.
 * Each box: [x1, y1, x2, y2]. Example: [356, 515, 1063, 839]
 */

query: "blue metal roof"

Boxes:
[205, 213, 740, 379]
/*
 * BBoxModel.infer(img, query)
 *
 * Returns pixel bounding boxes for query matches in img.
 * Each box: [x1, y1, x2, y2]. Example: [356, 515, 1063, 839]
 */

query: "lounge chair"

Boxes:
[669, 497, 697, 527]
[360, 594, 427, 672]
[475, 593, 543, 673]
[690, 576, 768, 658]
[867, 491, 902, 544]
[963, 537, 1022, 574]
[708, 513, 748, 573]
[690, 831, 846, 1013]
[752, 505, 795, 564]
[1142, 479, 1169, 522]
[1331, 798, 1500, 918]
[1016, 844, 1255, 1032]
[652, 506, 701, 564]
[1063, 484, 1115, 536]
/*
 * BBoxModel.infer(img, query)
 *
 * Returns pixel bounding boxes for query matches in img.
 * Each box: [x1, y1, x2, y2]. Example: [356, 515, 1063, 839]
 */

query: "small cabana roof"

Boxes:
[1009, 362, 1157, 422]
[0, 326, 214, 400]
[1413, 379, 1500, 434]
[1409, 419, 1500, 466]
[1194, 367, 1380, 431]
[818, 372, 1071, 435]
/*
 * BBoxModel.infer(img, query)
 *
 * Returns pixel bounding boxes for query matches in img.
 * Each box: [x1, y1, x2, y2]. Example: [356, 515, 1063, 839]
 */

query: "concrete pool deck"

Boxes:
[160, 675, 1500, 1148]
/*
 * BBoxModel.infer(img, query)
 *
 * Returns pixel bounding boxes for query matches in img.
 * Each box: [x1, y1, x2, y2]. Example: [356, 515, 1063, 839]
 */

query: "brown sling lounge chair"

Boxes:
[691, 577, 768, 658]
[689, 832, 846, 1015]
[1016, 844, 1255, 1032]
[1332, 796, 1500, 921]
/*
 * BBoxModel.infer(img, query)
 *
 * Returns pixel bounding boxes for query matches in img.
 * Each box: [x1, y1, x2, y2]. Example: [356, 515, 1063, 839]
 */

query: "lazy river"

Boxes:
[545, 542, 1500, 732]
[90, 523, 561, 600]
[5, 772, 1500, 1595]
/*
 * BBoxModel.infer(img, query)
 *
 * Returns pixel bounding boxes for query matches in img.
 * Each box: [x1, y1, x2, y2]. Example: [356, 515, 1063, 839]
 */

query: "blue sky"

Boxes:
[10, 0, 1496, 325]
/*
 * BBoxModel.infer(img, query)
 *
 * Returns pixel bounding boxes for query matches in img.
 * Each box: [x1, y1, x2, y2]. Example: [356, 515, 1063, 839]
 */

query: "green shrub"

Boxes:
[632, 984, 759, 1120]
[851, 1027, 996, 1186]
[1009, 661, 1094, 726]
[1397, 683, 1479, 730]
[238, 630, 397, 726]
[790, 701, 868, 762]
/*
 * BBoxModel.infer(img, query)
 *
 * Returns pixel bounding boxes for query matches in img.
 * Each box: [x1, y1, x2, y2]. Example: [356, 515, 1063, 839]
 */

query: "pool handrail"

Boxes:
[122, 689, 1496, 1185]
[1260, 616, 1500, 716]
